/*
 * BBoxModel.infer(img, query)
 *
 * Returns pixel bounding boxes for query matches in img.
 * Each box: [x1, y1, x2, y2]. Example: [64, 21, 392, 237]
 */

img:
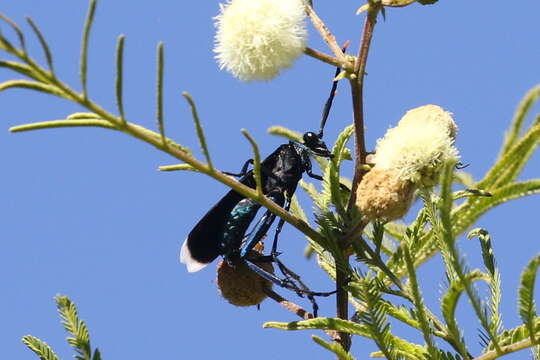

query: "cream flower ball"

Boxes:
[214, 0, 308, 81]
[357, 105, 460, 220]
[372, 105, 459, 186]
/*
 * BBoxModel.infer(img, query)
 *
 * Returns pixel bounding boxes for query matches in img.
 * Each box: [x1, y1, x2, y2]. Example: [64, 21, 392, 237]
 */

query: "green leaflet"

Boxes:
[0, 60, 45, 81]
[500, 83, 540, 156]
[478, 123, 540, 190]
[56, 295, 93, 360]
[483, 318, 540, 354]
[115, 35, 126, 123]
[351, 287, 420, 330]
[184, 92, 214, 172]
[26, 17, 54, 74]
[0, 79, 66, 97]
[518, 253, 540, 345]
[263, 317, 370, 337]
[424, 162, 503, 354]
[67, 112, 102, 119]
[267, 125, 302, 142]
[491, 124, 540, 189]
[312, 335, 357, 360]
[26, 17, 55, 74]
[468, 229, 496, 276]
[470, 230, 502, 336]
[403, 245, 440, 359]
[452, 179, 540, 235]
[326, 124, 354, 217]
[409, 178, 540, 279]
[468, 229, 504, 337]
[22, 296, 101, 360]
[453, 170, 476, 189]
[384, 222, 407, 243]
[440, 269, 489, 357]
[354, 279, 400, 360]
[158, 164, 197, 172]
[369, 336, 428, 360]
[22, 335, 61, 360]
[0, 13, 26, 50]
[156, 42, 165, 142]
[80, 0, 97, 99]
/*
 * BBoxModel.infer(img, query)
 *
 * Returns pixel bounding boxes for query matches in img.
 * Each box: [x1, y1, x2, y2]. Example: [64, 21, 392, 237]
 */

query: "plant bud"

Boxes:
[356, 169, 415, 221]
[357, 105, 459, 220]
[216, 251, 274, 307]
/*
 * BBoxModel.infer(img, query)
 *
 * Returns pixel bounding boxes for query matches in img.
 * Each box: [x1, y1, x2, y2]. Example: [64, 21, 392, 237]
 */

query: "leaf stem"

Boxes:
[474, 337, 538, 360]
[304, 47, 351, 70]
[304, 3, 348, 65]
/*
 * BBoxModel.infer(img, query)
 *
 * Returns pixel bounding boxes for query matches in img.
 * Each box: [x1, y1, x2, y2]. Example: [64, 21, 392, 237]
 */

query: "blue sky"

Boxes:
[1, 1, 539, 359]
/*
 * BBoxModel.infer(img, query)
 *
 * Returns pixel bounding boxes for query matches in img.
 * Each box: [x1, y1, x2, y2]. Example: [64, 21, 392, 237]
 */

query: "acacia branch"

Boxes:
[473, 337, 537, 360]
[334, 2, 381, 353]
[304, 3, 348, 65]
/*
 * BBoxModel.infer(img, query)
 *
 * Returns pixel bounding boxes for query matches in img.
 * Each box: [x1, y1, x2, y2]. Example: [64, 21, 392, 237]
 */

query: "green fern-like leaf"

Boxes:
[267, 125, 301, 142]
[483, 318, 540, 353]
[468, 229, 504, 336]
[325, 124, 354, 216]
[478, 123, 540, 190]
[22, 335, 61, 360]
[453, 170, 476, 188]
[55, 295, 92, 360]
[452, 179, 540, 236]
[312, 335, 357, 360]
[263, 317, 370, 337]
[500, 83, 540, 156]
[369, 336, 428, 360]
[519, 253, 540, 344]
[402, 244, 441, 359]
[440, 269, 488, 357]
[354, 279, 400, 360]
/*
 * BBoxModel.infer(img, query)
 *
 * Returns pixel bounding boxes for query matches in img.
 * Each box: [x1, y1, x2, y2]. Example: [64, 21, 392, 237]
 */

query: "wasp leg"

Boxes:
[222, 159, 254, 177]
[244, 258, 334, 317]
[238, 191, 284, 259]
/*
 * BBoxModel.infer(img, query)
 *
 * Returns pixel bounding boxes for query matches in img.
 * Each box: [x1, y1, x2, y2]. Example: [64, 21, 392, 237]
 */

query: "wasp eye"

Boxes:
[303, 132, 317, 145]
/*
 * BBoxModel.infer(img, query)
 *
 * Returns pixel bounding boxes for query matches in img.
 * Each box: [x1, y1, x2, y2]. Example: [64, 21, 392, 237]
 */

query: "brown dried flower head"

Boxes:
[216, 251, 274, 307]
[356, 104, 459, 220]
[356, 168, 416, 221]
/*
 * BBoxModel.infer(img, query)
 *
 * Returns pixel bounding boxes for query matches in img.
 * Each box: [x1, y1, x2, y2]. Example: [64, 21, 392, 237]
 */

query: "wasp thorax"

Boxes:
[356, 104, 459, 221]
[216, 251, 274, 307]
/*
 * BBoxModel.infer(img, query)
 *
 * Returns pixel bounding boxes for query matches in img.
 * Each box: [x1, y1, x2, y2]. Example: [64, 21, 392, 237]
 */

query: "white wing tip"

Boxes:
[180, 237, 209, 273]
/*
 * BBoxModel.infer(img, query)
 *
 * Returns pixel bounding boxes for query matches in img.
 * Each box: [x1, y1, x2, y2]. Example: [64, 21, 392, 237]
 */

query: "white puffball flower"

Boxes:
[214, 0, 308, 82]
[373, 105, 460, 186]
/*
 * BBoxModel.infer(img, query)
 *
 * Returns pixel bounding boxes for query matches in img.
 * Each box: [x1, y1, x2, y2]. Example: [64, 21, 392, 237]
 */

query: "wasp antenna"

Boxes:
[318, 43, 349, 139]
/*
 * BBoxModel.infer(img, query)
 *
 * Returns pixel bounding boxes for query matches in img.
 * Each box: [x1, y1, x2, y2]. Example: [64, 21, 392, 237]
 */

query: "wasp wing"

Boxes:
[181, 145, 290, 272]
[180, 189, 245, 272]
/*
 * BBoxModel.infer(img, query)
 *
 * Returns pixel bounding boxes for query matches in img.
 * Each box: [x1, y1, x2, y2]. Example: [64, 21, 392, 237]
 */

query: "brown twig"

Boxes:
[304, 4, 348, 65]
[348, 3, 380, 206]
[263, 288, 339, 340]
[334, 2, 382, 353]
[304, 47, 351, 70]
[382, 0, 416, 7]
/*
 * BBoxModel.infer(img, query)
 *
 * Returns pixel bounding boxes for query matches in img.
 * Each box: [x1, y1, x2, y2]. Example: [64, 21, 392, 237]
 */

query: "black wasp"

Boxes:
[180, 65, 344, 307]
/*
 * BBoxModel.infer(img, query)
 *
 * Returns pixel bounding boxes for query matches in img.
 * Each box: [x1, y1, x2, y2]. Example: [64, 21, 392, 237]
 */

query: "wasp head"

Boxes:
[302, 132, 333, 158]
